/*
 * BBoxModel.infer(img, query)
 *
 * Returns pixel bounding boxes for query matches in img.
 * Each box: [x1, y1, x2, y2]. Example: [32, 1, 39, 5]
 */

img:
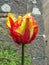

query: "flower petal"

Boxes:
[16, 18, 26, 35]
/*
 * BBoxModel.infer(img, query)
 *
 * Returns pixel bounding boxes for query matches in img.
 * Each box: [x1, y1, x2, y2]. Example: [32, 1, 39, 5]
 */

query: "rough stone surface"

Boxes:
[0, 0, 46, 65]
[42, 0, 49, 65]
[0, 0, 27, 14]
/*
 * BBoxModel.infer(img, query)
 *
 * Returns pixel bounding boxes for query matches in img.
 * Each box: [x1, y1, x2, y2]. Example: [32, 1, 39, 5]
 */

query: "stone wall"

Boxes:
[42, 0, 49, 65]
[0, 0, 46, 65]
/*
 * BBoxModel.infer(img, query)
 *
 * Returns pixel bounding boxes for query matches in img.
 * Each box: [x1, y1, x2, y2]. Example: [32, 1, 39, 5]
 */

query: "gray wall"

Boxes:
[42, 0, 49, 65]
[0, 0, 46, 65]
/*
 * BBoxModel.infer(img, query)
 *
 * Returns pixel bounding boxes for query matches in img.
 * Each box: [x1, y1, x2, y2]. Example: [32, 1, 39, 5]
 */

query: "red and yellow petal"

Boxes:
[29, 25, 38, 43]
[6, 17, 11, 28]
[6, 13, 17, 29]
[16, 18, 27, 35]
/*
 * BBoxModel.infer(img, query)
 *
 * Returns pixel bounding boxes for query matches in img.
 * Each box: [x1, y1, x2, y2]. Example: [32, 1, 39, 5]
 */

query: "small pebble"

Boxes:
[1, 3, 11, 12]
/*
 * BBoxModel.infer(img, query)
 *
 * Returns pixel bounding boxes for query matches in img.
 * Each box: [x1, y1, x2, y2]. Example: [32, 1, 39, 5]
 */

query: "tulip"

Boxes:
[6, 13, 38, 44]
[6, 13, 38, 65]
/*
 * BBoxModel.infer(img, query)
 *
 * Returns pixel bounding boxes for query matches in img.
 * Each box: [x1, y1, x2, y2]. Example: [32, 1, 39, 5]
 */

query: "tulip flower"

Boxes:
[6, 13, 38, 44]
[6, 13, 38, 65]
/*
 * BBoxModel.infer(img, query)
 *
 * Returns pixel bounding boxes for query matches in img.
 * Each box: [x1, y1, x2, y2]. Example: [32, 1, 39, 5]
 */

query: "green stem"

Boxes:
[22, 44, 25, 65]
